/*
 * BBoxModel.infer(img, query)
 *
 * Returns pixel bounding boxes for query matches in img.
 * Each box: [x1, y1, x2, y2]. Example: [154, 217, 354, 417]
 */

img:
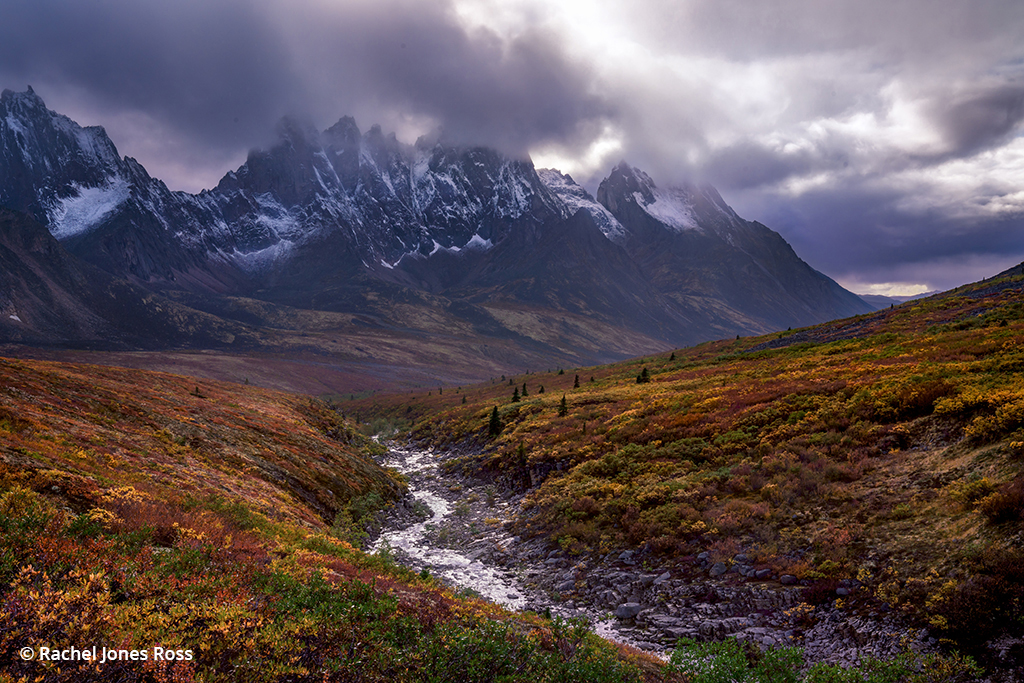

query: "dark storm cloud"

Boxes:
[701, 141, 816, 190]
[0, 0, 610, 190]
[930, 84, 1024, 158]
[730, 178, 1024, 292]
[0, 0, 302, 154]
[282, 1, 611, 155]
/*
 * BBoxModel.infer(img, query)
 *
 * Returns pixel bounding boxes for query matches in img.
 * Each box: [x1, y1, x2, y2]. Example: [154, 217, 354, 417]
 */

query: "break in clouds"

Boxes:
[1, 0, 1023, 293]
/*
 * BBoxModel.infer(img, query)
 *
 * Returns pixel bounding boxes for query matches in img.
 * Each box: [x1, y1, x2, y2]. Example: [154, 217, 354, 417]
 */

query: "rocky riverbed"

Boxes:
[370, 442, 939, 667]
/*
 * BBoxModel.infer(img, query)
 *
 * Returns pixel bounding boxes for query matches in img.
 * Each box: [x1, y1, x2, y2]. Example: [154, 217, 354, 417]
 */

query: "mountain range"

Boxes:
[0, 86, 872, 388]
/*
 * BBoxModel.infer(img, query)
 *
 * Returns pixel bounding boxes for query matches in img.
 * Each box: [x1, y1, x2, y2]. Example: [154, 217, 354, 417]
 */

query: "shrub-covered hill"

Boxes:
[0, 357, 403, 528]
[355, 266, 1024, 656]
[0, 359, 666, 682]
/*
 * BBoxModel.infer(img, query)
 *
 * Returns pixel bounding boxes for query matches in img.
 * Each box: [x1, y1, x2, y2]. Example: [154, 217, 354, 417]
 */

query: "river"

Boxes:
[370, 442, 652, 653]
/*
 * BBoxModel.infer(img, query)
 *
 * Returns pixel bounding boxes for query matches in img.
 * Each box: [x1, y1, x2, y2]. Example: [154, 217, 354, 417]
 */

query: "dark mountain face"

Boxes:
[0, 207, 250, 349]
[590, 162, 872, 334]
[0, 87, 871, 360]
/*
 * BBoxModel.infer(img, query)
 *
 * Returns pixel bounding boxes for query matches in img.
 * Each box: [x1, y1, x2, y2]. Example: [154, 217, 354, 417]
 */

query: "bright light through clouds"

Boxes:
[1, 0, 1023, 294]
[839, 281, 933, 297]
[531, 123, 624, 179]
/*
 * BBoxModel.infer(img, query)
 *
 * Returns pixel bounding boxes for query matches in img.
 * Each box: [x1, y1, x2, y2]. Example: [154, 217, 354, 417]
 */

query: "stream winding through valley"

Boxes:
[370, 443, 940, 669]
[371, 443, 641, 651]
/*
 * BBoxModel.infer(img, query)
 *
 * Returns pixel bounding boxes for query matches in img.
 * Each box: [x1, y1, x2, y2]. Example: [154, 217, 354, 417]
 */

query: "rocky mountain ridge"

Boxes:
[1, 86, 872, 363]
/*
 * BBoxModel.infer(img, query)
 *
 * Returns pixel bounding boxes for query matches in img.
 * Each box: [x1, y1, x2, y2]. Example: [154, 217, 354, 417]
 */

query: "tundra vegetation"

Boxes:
[0, 360, 658, 682]
[355, 271, 1024, 673]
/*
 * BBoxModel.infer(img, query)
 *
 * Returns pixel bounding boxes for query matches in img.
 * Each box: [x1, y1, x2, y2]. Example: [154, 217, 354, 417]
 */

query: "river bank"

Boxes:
[369, 442, 944, 668]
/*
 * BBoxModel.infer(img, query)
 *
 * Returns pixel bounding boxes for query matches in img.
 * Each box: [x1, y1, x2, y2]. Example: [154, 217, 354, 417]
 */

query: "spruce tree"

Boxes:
[573, 374, 580, 389]
[558, 394, 568, 417]
[538, 385, 545, 394]
[512, 387, 520, 402]
[636, 366, 651, 384]
[461, 395, 467, 404]
[488, 407, 502, 436]
[669, 351, 676, 361]
[522, 382, 528, 397]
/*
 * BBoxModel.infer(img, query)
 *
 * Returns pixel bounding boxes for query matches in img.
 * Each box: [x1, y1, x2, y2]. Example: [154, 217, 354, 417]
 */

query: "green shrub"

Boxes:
[666, 639, 982, 683]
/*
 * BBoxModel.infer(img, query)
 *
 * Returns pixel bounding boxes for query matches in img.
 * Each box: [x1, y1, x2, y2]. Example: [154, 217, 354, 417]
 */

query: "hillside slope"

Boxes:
[356, 265, 1024, 664]
[0, 358, 666, 682]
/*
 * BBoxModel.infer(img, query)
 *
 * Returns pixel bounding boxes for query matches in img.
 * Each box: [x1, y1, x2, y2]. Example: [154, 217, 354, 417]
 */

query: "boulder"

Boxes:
[615, 602, 644, 619]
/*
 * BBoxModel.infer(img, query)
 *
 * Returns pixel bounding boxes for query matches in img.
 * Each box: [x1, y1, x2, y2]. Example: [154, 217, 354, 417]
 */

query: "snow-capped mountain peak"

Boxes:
[0, 88, 872, 347]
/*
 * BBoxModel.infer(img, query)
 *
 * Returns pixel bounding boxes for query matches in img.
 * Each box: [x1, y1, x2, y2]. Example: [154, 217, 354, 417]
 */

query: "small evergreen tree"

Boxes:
[636, 366, 650, 384]
[558, 368, 564, 375]
[512, 387, 520, 402]
[558, 394, 568, 417]
[538, 385, 545, 394]
[522, 382, 528, 397]
[461, 395, 466, 404]
[669, 351, 676, 361]
[573, 374, 580, 389]
[488, 407, 502, 436]
[509, 378, 514, 386]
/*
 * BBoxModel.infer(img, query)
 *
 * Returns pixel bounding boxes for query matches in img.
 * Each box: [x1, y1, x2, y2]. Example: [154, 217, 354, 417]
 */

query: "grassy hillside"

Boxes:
[0, 359, 664, 682]
[356, 268, 1024, 656]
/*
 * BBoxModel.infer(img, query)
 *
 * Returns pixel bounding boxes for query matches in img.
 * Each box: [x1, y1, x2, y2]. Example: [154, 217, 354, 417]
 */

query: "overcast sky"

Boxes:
[3, 0, 1023, 295]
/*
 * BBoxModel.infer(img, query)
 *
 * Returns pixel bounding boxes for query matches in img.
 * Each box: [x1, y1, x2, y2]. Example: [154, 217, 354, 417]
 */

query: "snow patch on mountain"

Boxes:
[463, 233, 493, 251]
[253, 193, 302, 240]
[48, 177, 130, 239]
[537, 168, 628, 244]
[231, 238, 294, 272]
[642, 187, 700, 233]
[3, 114, 29, 154]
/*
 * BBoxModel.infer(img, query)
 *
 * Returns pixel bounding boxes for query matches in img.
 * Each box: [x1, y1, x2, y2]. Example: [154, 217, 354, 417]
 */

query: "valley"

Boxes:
[350, 264, 1024, 679]
[1, 263, 1021, 680]
[1, 84, 1022, 682]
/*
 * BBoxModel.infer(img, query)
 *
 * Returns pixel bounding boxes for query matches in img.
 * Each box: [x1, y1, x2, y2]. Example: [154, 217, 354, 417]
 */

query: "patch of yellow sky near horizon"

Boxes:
[841, 282, 932, 297]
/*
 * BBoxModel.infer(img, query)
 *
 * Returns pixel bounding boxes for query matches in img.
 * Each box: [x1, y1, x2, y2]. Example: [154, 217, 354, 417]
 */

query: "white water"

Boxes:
[372, 443, 667, 658]
[372, 444, 528, 609]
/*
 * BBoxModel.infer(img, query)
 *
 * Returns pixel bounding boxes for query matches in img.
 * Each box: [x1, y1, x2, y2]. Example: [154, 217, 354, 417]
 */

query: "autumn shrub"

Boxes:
[0, 486, 59, 528]
[923, 546, 1024, 651]
[801, 580, 841, 605]
[977, 475, 1024, 523]
[945, 477, 997, 508]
